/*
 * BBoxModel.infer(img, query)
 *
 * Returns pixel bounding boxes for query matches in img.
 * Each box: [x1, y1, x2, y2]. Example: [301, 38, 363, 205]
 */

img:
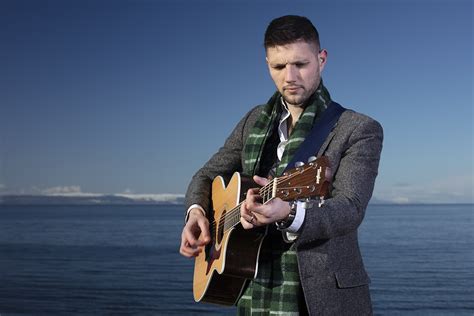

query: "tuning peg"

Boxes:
[307, 156, 317, 163]
[295, 161, 304, 168]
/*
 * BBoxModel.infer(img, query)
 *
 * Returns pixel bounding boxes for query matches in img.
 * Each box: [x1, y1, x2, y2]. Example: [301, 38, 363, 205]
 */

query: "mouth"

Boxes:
[283, 86, 302, 93]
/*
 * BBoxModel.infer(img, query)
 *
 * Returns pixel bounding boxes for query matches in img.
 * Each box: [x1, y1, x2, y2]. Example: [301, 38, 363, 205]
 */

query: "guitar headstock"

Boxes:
[275, 156, 332, 202]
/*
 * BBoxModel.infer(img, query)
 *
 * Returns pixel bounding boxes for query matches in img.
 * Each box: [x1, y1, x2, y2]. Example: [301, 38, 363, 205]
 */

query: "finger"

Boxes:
[240, 202, 254, 228]
[246, 187, 261, 197]
[250, 214, 261, 227]
[197, 220, 211, 245]
[240, 199, 251, 217]
[179, 243, 193, 257]
[246, 189, 262, 208]
[180, 245, 201, 257]
[246, 202, 267, 218]
[241, 213, 254, 223]
[240, 201, 254, 222]
[253, 175, 270, 186]
[183, 228, 200, 247]
[248, 212, 256, 223]
[180, 239, 201, 257]
[249, 192, 262, 205]
[246, 188, 257, 202]
[240, 215, 254, 229]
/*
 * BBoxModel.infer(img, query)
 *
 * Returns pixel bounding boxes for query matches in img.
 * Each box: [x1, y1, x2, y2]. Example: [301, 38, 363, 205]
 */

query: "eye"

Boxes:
[273, 65, 285, 70]
[295, 62, 307, 68]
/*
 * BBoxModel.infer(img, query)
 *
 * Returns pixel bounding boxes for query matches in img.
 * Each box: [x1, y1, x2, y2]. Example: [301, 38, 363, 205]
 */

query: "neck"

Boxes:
[287, 105, 304, 135]
[288, 104, 304, 120]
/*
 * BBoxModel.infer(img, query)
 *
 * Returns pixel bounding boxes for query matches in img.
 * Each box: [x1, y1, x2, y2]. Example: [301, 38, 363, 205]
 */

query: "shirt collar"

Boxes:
[278, 97, 291, 141]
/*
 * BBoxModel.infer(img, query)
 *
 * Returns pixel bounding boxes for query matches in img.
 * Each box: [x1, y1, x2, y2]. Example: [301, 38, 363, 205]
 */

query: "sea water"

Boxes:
[0, 204, 472, 315]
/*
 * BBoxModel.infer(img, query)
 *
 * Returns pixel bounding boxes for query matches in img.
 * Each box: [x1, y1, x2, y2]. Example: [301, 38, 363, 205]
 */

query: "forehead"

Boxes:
[266, 41, 318, 63]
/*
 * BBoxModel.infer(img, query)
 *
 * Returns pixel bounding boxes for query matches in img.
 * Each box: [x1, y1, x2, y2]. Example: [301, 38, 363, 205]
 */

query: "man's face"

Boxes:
[266, 41, 327, 107]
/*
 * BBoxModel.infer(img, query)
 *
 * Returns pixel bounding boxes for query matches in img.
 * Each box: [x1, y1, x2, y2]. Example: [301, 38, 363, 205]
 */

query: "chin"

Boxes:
[283, 96, 306, 107]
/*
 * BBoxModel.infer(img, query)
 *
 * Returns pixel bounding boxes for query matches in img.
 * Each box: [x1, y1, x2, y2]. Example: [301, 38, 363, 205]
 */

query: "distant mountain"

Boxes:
[0, 194, 185, 205]
[368, 196, 394, 205]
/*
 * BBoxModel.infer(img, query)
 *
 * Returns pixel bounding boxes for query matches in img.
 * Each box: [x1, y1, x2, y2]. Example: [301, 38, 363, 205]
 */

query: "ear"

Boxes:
[318, 49, 328, 70]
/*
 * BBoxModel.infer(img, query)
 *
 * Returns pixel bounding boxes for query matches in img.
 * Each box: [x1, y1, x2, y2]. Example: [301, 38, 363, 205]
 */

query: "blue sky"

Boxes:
[1, 0, 472, 203]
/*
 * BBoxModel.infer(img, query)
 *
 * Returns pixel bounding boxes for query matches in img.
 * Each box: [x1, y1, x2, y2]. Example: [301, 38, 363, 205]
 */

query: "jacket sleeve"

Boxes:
[184, 107, 259, 216]
[295, 116, 383, 246]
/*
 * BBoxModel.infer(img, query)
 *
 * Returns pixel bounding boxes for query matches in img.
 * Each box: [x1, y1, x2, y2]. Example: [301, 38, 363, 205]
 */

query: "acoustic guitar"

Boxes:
[193, 156, 331, 306]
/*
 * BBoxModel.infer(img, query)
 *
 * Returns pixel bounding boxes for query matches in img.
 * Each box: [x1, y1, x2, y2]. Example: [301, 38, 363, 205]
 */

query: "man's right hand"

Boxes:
[179, 208, 211, 258]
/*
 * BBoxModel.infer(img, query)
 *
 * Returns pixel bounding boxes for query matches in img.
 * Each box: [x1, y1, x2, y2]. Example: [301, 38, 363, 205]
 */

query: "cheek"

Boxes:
[271, 72, 284, 86]
[304, 68, 320, 85]
[269, 71, 278, 82]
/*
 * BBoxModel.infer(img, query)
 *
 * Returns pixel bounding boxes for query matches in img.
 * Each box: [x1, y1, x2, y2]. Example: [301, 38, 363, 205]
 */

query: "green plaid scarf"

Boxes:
[238, 82, 331, 315]
[237, 238, 306, 315]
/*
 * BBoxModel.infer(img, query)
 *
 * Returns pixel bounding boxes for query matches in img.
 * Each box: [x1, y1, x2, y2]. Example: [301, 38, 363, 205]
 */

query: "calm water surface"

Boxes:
[0, 204, 472, 315]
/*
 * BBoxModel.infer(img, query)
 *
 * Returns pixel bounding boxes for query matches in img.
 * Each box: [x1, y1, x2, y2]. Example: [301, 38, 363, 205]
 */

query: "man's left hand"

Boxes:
[240, 175, 291, 229]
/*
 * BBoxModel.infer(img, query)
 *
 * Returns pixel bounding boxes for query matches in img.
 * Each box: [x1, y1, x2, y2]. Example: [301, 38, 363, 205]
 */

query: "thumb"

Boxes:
[253, 175, 270, 186]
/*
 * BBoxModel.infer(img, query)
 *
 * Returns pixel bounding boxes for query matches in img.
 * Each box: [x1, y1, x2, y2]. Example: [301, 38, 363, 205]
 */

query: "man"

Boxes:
[180, 15, 383, 315]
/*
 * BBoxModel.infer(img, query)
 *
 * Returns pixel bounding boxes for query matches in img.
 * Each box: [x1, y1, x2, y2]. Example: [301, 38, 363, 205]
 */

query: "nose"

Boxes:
[284, 65, 298, 83]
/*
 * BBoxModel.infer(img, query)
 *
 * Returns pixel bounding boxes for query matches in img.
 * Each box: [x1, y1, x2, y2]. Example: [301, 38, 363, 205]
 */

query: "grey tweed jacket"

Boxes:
[185, 103, 383, 315]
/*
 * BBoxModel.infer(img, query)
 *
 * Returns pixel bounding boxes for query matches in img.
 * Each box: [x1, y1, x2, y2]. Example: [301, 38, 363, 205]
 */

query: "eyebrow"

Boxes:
[269, 59, 310, 67]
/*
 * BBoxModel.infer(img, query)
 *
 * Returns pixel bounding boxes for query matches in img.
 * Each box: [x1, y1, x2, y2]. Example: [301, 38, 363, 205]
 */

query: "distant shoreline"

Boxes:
[0, 195, 472, 207]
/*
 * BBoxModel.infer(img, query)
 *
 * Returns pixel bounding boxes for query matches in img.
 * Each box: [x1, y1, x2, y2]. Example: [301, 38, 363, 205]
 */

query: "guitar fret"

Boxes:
[272, 179, 277, 200]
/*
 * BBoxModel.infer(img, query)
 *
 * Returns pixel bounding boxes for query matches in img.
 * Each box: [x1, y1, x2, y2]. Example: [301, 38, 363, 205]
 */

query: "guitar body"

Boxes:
[193, 172, 267, 305]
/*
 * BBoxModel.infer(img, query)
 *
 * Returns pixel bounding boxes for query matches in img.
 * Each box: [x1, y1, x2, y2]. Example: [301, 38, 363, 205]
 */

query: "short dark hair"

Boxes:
[264, 15, 320, 50]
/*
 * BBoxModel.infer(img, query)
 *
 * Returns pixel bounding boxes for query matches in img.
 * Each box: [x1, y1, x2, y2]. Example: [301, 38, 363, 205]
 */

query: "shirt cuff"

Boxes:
[185, 204, 206, 223]
[284, 201, 306, 233]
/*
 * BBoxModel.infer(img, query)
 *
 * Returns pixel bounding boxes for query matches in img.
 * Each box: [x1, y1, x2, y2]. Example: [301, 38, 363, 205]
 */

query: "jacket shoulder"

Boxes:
[246, 104, 265, 123]
[338, 108, 383, 134]
[340, 108, 381, 125]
